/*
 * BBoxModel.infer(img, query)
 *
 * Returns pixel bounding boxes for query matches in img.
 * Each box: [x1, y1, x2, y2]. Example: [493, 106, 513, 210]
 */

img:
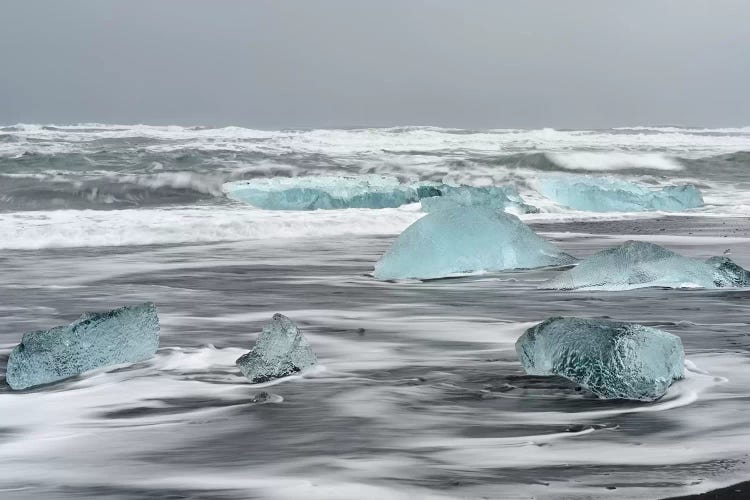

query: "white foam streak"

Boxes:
[117, 171, 224, 195]
[547, 151, 684, 171]
[614, 125, 750, 134]
[0, 205, 423, 249]
[3, 124, 750, 158]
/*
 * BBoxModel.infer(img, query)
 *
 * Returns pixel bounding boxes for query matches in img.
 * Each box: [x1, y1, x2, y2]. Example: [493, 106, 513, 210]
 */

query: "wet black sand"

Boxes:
[665, 480, 750, 499]
[530, 215, 750, 238]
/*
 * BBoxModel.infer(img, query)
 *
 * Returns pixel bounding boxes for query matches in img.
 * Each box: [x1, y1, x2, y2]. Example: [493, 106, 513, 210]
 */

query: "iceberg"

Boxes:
[515, 317, 684, 401]
[536, 175, 704, 212]
[6, 303, 160, 390]
[542, 240, 750, 290]
[420, 185, 538, 214]
[236, 313, 317, 383]
[223, 175, 422, 210]
[223, 175, 537, 213]
[373, 207, 575, 280]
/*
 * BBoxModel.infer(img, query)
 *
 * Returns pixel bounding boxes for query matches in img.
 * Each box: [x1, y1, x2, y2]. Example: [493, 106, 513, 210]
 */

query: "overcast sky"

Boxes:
[1, 0, 748, 129]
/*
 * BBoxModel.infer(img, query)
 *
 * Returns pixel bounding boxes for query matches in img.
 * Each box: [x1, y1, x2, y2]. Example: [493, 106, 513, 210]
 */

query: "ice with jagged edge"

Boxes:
[6, 303, 160, 390]
[222, 175, 538, 213]
[543, 240, 750, 290]
[373, 207, 575, 280]
[536, 175, 703, 212]
[236, 313, 317, 383]
[420, 184, 538, 214]
[223, 175, 425, 210]
[516, 317, 684, 401]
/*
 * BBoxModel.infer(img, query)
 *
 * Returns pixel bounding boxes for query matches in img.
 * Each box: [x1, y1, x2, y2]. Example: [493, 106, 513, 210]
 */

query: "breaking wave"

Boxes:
[0, 206, 424, 249]
[0, 123, 749, 217]
[0, 171, 225, 210]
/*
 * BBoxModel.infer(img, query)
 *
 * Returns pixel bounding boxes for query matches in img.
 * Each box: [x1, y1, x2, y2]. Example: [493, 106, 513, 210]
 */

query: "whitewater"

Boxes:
[1, 123, 750, 499]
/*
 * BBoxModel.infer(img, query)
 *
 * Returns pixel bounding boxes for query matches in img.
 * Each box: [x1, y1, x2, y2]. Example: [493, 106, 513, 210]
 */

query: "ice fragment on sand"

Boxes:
[542, 240, 750, 290]
[373, 207, 575, 280]
[704, 255, 750, 287]
[6, 303, 159, 390]
[537, 175, 703, 212]
[236, 314, 317, 383]
[515, 317, 684, 401]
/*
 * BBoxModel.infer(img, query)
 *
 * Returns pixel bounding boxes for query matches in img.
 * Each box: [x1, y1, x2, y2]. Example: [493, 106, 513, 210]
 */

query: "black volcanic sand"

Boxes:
[530, 215, 750, 238]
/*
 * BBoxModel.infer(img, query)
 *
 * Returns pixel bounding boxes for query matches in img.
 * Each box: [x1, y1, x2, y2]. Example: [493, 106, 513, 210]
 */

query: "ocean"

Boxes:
[1, 124, 750, 499]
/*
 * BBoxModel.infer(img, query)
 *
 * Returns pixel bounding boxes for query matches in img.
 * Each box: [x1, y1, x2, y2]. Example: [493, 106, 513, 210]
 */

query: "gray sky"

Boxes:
[1, 0, 748, 129]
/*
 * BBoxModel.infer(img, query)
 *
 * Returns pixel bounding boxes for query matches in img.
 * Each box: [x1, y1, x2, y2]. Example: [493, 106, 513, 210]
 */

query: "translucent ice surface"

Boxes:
[705, 255, 750, 287]
[515, 317, 685, 401]
[373, 207, 575, 280]
[6, 303, 160, 390]
[537, 175, 704, 212]
[420, 185, 538, 214]
[543, 240, 750, 290]
[222, 175, 422, 210]
[235, 313, 317, 383]
[223, 175, 537, 213]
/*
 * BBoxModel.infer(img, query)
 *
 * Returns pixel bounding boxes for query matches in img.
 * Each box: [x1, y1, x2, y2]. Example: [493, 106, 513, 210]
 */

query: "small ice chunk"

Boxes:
[542, 240, 750, 290]
[373, 207, 575, 280]
[6, 303, 160, 390]
[706, 256, 750, 286]
[516, 317, 684, 401]
[222, 175, 421, 210]
[537, 175, 703, 212]
[420, 185, 538, 214]
[236, 314, 317, 383]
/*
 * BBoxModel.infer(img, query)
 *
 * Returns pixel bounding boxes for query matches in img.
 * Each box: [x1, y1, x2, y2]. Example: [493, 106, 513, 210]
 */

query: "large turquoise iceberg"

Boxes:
[236, 313, 317, 383]
[373, 207, 575, 280]
[542, 240, 750, 290]
[223, 175, 537, 213]
[516, 317, 684, 401]
[6, 303, 160, 390]
[537, 175, 703, 212]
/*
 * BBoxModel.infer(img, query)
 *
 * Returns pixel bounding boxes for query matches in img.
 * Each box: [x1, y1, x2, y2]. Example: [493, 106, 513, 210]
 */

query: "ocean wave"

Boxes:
[0, 171, 225, 210]
[2, 124, 750, 158]
[545, 151, 684, 171]
[613, 125, 750, 134]
[0, 123, 278, 141]
[0, 205, 424, 249]
[488, 151, 684, 172]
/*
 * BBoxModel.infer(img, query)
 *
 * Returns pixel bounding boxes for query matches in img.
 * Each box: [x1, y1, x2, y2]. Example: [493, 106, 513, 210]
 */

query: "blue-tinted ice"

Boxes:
[537, 175, 703, 212]
[373, 207, 575, 280]
[236, 313, 317, 383]
[420, 185, 538, 214]
[516, 317, 684, 401]
[223, 175, 422, 210]
[543, 240, 750, 290]
[6, 303, 160, 390]
[222, 175, 537, 213]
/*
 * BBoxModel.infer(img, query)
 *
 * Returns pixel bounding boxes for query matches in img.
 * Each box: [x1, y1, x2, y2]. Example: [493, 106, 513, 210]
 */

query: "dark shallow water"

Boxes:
[1, 217, 750, 499]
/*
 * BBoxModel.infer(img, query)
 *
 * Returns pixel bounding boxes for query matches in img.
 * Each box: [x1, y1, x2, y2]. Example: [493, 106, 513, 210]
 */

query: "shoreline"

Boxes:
[664, 480, 750, 499]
